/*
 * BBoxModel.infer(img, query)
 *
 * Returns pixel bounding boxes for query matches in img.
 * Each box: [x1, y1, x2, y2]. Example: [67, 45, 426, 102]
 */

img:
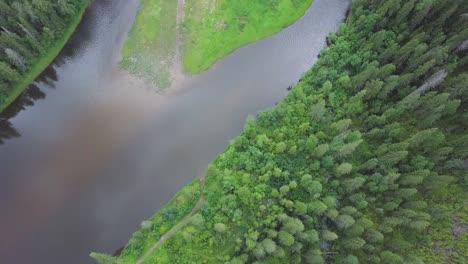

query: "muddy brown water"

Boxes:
[0, 0, 349, 263]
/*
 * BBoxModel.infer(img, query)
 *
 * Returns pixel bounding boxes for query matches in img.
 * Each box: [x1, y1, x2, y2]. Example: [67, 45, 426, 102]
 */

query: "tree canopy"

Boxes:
[113, 0, 468, 263]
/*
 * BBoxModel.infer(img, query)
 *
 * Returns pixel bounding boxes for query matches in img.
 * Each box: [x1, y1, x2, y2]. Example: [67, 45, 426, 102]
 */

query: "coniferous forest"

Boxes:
[113, 0, 468, 263]
[0, 0, 467, 263]
[0, 0, 88, 110]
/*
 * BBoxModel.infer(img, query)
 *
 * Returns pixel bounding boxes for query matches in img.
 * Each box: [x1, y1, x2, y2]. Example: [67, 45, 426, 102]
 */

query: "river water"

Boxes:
[0, 0, 349, 263]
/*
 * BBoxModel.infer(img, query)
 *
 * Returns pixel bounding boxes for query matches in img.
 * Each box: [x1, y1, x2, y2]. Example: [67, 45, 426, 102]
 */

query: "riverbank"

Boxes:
[92, 177, 203, 263]
[183, 0, 313, 73]
[0, 1, 90, 113]
[0, 0, 351, 262]
[95, 0, 467, 262]
[121, 0, 313, 88]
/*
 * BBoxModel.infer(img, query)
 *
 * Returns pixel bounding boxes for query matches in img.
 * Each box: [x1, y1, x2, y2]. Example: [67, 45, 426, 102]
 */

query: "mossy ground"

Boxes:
[120, 0, 177, 89]
[415, 188, 468, 264]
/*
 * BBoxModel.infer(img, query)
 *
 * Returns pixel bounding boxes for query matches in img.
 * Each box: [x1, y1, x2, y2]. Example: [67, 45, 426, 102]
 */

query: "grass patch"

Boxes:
[0, 1, 90, 113]
[120, 0, 312, 84]
[120, 0, 177, 89]
[183, 0, 313, 73]
[147, 223, 238, 263]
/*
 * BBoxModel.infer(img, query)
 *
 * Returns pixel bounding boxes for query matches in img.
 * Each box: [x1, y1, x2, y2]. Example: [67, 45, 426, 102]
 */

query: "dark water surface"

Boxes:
[0, 0, 349, 263]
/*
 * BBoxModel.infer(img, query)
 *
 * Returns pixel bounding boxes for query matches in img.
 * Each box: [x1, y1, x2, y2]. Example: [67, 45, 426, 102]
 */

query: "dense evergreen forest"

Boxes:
[0, 0, 88, 111]
[108, 0, 468, 263]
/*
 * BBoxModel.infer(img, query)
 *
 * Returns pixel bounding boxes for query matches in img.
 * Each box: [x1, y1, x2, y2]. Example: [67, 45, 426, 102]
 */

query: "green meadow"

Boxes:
[183, 0, 313, 73]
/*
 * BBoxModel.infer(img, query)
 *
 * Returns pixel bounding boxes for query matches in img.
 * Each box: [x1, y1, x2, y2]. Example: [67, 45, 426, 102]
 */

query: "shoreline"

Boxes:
[182, 0, 314, 74]
[111, 0, 350, 261]
[121, 0, 314, 90]
[0, 0, 91, 113]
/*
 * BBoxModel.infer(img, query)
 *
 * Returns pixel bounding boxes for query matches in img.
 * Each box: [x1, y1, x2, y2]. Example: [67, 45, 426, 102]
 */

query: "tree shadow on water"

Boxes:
[0, 83, 47, 144]
[0, 4, 96, 145]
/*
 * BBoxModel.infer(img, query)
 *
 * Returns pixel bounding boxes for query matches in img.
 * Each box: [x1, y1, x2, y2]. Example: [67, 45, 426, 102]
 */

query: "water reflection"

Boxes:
[0, 68, 59, 144]
[0, 0, 97, 145]
[0, 84, 45, 143]
[35, 67, 59, 89]
[0, 119, 20, 144]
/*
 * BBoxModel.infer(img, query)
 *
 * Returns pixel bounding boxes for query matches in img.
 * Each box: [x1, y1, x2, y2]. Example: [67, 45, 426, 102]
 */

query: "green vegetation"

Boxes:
[183, 0, 313, 73]
[0, 0, 90, 112]
[95, 0, 468, 263]
[121, 0, 313, 85]
[91, 180, 201, 263]
[120, 0, 177, 88]
[414, 201, 467, 263]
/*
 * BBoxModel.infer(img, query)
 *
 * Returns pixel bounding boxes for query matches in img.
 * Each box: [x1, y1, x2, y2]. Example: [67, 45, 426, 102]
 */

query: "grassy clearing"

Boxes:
[120, 0, 177, 89]
[183, 0, 313, 74]
[0, 1, 89, 113]
[120, 0, 312, 84]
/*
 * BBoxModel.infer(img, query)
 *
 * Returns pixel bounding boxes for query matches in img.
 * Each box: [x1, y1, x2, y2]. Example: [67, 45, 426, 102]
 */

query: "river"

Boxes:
[0, 0, 349, 263]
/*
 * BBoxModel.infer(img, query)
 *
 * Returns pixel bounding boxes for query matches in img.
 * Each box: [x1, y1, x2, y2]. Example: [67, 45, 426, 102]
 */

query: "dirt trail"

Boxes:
[135, 171, 206, 264]
[170, 0, 187, 89]
[135, 4, 202, 261]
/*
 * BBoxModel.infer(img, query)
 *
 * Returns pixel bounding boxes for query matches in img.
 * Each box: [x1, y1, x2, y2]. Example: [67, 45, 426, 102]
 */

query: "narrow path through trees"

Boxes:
[135, 171, 206, 264]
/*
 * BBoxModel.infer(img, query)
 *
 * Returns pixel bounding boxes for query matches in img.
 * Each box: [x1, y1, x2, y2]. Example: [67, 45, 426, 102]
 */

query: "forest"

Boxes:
[0, 0, 89, 112]
[101, 0, 468, 263]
